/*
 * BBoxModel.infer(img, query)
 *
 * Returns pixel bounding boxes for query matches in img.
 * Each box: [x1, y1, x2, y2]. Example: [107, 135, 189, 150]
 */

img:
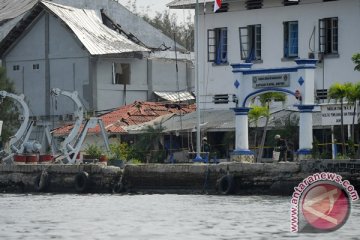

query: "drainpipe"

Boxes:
[147, 58, 153, 101]
[45, 13, 50, 117]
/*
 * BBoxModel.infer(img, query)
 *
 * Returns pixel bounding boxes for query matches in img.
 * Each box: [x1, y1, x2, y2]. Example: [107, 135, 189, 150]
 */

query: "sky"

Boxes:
[117, 0, 194, 25]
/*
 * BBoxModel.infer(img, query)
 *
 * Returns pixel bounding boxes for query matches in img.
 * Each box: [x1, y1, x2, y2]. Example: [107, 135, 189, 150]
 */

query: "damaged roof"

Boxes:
[167, 0, 211, 9]
[0, 1, 149, 56]
[0, 0, 184, 51]
[53, 101, 196, 135]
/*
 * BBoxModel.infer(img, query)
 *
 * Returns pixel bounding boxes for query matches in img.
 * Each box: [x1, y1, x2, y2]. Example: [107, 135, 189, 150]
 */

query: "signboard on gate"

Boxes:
[252, 74, 290, 89]
[321, 103, 359, 126]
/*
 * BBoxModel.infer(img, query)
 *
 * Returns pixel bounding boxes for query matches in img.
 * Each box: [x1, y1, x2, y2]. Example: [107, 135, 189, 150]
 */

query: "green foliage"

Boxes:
[248, 105, 269, 127]
[328, 82, 347, 102]
[258, 92, 287, 106]
[328, 82, 348, 155]
[312, 138, 320, 159]
[109, 142, 132, 160]
[84, 144, 103, 159]
[347, 140, 356, 159]
[352, 53, 360, 71]
[0, 67, 19, 145]
[125, 0, 194, 51]
[127, 159, 142, 165]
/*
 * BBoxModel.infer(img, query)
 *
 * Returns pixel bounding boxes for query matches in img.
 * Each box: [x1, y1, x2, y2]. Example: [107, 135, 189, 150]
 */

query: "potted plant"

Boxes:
[83, 144, 103, 164]
[108, 142, 129, 168]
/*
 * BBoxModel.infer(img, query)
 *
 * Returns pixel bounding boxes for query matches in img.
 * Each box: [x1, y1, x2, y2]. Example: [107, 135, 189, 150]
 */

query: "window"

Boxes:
[112, 63, 130, 85]
[33, 64, 39, 70]
[283, 0, 299, 6]
[207, 27, 228, 64]
[284, 21, 298, 58]
[319, 17, 338, 54]
[213, 94, 229, 104]
[13, 65, 20, 71]
[245, 0, 263, 10]
[239, 25, 261, 62]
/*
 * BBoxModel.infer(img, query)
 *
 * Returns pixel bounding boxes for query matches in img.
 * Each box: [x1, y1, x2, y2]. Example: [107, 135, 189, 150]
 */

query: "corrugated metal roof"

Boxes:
[0, 0, 36, 23]
[41, 1, 149, 55]
[167, 0, 211, 9]
[0, 0, 184, 51]
[154, 91, 195, 102]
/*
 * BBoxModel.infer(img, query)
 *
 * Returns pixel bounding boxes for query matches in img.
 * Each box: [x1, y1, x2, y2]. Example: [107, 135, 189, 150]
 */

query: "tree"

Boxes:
[123, 0, 194, 52]
[344, 82, 360, 142]
[252, 92, 286, 162]
[248, 105, 268, 155]
[352, 53, 360, 72]
[0, 67, 19, 148]
[328, 82, 348, 155]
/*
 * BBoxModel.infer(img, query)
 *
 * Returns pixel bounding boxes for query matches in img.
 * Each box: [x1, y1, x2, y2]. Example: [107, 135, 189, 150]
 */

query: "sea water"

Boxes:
[0, 194, 359, 239]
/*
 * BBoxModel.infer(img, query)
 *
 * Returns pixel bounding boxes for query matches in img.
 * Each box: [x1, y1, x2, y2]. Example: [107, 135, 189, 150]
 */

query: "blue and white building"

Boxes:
[169, 0, 360, 160]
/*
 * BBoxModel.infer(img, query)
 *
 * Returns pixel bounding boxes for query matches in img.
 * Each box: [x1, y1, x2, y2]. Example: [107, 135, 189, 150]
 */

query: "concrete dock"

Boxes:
[0, 160, 359, 195]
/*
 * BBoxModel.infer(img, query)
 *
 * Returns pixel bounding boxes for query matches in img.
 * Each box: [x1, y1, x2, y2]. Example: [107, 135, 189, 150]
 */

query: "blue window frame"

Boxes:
[284, 21, 298, 58]
[239, 25, 261, 63]
[207, 27, 228, 64]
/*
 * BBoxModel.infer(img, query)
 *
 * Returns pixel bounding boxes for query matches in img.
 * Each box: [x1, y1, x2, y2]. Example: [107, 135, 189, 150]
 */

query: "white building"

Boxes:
[168, 0, 360, 160]
[0, 0, 194, 118]
[169, 0, 360, 110]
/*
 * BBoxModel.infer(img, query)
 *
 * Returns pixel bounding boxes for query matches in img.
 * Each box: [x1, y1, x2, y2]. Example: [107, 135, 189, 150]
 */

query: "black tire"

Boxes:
[113, 182, 124, 193]
[74, 171, 89, 193]
[34, 172, 49, 192]
[217, 175, 234, 195]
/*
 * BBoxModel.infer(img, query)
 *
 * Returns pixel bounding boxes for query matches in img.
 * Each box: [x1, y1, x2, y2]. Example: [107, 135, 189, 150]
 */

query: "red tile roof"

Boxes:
[53, 101, 195, 135]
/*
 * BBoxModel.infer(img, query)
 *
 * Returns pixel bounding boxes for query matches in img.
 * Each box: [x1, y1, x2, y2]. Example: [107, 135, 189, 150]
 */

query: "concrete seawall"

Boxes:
[1, 160, 360, 195]
[122, 160, 360, 195]
[0, 164, 121, 193]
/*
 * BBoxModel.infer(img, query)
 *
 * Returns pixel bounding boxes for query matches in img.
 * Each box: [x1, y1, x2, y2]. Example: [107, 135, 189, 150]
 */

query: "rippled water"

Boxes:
[0, 194, 359, 240]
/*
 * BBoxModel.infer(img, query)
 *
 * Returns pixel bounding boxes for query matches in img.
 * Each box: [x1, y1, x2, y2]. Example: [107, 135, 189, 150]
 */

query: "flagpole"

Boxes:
[194, 0, 202, 161]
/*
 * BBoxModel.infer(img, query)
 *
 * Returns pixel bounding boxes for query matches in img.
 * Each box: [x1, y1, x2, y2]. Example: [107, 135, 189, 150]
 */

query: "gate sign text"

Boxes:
[252, 74, 290, 89]
[321, 103, 359, 126]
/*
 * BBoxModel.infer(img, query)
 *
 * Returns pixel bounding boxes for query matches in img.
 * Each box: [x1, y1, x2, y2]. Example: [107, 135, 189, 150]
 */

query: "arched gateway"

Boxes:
[231, 59, 318, 162]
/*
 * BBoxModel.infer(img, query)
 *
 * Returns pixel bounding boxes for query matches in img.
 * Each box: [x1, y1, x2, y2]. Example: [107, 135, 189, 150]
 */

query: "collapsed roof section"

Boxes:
[0, 1, 150, 57]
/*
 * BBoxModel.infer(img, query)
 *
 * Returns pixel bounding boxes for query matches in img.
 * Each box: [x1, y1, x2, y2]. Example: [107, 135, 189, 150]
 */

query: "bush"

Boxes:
[84, 144, 103, 159]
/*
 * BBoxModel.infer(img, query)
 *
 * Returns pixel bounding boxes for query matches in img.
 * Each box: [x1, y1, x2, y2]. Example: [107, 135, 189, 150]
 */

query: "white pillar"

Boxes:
[295, 59, 317, 160]
[298, 106, 314, 151]
[234, 108, 250, 151]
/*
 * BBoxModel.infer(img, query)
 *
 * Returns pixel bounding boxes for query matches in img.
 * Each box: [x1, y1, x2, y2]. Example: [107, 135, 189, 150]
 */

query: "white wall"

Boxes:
[196, 0, 360, 109]
[4, 14, 90, 116]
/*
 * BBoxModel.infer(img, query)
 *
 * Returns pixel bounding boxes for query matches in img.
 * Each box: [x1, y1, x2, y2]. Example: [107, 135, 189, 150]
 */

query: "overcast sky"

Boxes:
[117, 0, 193, 24]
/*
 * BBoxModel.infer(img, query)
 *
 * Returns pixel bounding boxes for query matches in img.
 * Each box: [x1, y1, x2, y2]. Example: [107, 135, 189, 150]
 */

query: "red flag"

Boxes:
[214, 0, 222, 12]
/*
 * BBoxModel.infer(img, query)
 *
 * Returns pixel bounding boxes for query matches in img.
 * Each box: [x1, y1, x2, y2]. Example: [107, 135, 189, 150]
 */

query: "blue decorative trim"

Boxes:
[242, 87, 296, 107]
[298, 77, 304, 86]
[193, 155, 204, 163]
[231, 149, 255, 156]
[297, 66, 316, 70]
[233, 67, 298, 74]
[297, 149, 312, 155]
[231, 107, 251, 115]
[231, 63, 253, 70]
[295, 104, 316, 112]
[295, 59, 318, 66]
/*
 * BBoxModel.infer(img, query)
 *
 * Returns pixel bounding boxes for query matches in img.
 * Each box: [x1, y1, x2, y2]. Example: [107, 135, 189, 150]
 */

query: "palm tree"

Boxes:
[328, 83, 348, 156]
[248, 105, 268, 158]
[256, 92, 286, 162]
[345, 82, 360, 142]
[352, 53, 360, 72]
